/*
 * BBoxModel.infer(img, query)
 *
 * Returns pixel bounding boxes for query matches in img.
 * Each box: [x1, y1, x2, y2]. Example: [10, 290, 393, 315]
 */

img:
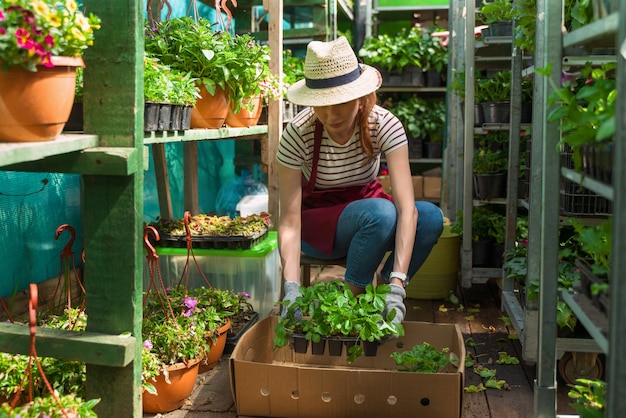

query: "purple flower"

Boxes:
[143, 339, 153, 350]
[239, 291, 251, 299]
[183, 297, 197, 317]
[184, 297, 197, 309]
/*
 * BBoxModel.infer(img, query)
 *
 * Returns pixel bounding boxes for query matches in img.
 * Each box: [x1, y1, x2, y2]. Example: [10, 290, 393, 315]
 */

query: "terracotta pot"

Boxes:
[190, 85, 228, 129]
[198, 319, 232, 373]
[142, 355, 203, 414]
[0, 56, 83, 142]
[225, 96, 263, 128]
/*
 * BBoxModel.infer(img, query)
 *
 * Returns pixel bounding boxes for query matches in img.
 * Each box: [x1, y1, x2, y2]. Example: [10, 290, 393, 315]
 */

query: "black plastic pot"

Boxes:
[327, 338, 343, 356]
[481, 102, 510, 124]
[363, 341, 379, 357]
[311, 339, 326, 355]
[473, 172, 506, 200]
[292, 334, 309, 354]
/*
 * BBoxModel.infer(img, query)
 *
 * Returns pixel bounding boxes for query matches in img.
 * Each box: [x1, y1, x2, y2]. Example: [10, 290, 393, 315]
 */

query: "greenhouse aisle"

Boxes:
[144, 266, 578, 418]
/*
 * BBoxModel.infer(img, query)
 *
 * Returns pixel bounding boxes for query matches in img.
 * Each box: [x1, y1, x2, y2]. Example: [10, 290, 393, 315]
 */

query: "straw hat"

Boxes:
[287, 36, 382, 107]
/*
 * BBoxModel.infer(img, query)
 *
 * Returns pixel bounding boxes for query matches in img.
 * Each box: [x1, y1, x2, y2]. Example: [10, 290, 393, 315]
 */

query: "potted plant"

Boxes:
[141, 289, 210, 414]
[0, 0, 101, 142]
[387, 97, 445, 158]
[476, 70, 512, 123]
[144, 17, 276, 129]
[273, 280, 403, 363]
[567, 218, 611, 315]
[420, 26, 449, 87]
[358, 26, 426, 87]
[144, 16, 232, 128]
[478, 0, 519, 37]
[472, 147, 508, 200]
[143, 54, 200, 132]
[0, 307, 97, 414]
[541, 61, 616, 182]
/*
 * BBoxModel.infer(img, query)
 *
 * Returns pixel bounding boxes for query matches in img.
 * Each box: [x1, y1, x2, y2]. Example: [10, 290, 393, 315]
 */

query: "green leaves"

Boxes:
[274, 280, 403, 361]
[391, 342, 457, 373]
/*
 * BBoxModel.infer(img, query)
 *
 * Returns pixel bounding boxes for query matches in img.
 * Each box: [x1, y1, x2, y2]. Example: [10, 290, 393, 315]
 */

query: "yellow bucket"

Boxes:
[405, 224, 460, 300]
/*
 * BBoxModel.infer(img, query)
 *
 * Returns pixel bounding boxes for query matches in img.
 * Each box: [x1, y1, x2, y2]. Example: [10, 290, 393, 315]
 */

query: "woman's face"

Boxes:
[313, 99, 360, 142]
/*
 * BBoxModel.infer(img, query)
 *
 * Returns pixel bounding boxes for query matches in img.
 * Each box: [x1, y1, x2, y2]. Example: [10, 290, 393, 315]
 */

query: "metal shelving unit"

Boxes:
[532, 1, 625, 416]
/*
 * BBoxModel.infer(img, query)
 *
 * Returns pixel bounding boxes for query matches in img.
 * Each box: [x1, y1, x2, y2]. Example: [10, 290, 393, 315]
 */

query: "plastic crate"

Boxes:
[145, 231, 279, 316]
[559, 148, 612, 217]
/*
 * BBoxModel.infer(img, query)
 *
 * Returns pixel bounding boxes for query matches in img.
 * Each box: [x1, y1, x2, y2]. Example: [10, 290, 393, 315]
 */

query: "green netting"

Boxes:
[0, 172, 83, 298]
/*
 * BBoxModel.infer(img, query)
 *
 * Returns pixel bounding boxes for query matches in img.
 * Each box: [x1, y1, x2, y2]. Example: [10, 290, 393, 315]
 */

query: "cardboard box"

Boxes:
[412, 175, 424, 199]
[377, 175, 423, 199]
[423, 176, 441, 199]
[144, 232, 280, 316]
[230, 316, 465, 418]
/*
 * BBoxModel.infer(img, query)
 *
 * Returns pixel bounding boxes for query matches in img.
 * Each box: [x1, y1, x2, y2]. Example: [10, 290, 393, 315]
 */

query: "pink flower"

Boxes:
[239, 291, 251, 299]
[143, 339, 153, 350]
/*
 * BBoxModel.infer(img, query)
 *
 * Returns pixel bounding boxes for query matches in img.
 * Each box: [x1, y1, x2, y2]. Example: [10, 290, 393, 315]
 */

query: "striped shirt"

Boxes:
[277, 105, 407, 190]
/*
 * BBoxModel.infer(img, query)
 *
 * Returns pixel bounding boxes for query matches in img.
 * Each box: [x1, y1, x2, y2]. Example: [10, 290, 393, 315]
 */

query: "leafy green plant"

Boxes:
[0, 393, 99, 417]
[273, 280, 403, 362]
[144, 54, 200, 105]
[539, 62, 616, 172]
[449, 206, 506, 243]
[388, 97, 445, 142]
[568, 378, 606, 418]
[0, 308, 96, 408]
[472, 148, 508, 174]
[359, 25, 444, 73]
[478, 0, 519, 25]
[391, 342, 457, 373]
[567, 217, 612, 278]
[514, 0, 536, 53]
[282, 49, 304, 97]
[476, 71, 512, 103]
[144, 17, 276, 113]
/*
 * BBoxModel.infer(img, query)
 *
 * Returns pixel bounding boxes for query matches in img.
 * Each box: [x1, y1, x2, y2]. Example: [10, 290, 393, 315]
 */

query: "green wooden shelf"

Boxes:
[0, 322, 136, 367]
[0, 134, 99, 168]
[144, 125, 268, 145]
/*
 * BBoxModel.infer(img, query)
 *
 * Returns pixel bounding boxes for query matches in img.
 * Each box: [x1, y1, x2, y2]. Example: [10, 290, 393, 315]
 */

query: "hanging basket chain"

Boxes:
[176, 211, 213, 291]
[143, 226, 176, 321]
[44, 225, 86, 327]
[10, 285, 69, 417]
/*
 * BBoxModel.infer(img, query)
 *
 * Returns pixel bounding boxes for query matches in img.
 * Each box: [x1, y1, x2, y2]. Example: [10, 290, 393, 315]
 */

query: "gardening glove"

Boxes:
[281, 281, 303, 322]
[383, 284, 406, 330]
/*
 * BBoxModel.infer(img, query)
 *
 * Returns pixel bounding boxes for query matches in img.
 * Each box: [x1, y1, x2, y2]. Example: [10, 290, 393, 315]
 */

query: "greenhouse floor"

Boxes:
[143, 265, 579, 418]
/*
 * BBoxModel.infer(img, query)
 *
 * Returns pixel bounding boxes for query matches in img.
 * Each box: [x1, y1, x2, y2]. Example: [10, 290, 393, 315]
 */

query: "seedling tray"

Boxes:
[159, 229, 268, 250]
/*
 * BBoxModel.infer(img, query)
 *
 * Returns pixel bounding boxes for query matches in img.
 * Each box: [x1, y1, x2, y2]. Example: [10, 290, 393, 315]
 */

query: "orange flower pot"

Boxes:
[199, 319, 232, 373]
[225, 96, 263, 128]
[142, 355, 203, 414]
[0, 56, 83, 142]
[190, 85, 229, 129]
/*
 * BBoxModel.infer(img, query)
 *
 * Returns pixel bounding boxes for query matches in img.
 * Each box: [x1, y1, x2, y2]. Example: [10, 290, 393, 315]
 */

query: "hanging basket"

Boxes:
[142, 356, 203, 414]
[0, 56, 83, 142]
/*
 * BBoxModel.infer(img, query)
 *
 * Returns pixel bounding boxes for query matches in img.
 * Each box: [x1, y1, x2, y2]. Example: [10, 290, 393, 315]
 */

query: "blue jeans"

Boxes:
[301, 198, 444, 288]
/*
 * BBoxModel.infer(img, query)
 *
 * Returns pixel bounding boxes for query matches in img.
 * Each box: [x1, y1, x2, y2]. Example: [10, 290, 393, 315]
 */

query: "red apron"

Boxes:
[301, 121, 393, 255]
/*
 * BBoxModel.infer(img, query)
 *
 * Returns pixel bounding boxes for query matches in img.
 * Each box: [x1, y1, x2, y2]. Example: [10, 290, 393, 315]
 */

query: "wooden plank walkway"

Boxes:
[144, 267, 580, 418]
